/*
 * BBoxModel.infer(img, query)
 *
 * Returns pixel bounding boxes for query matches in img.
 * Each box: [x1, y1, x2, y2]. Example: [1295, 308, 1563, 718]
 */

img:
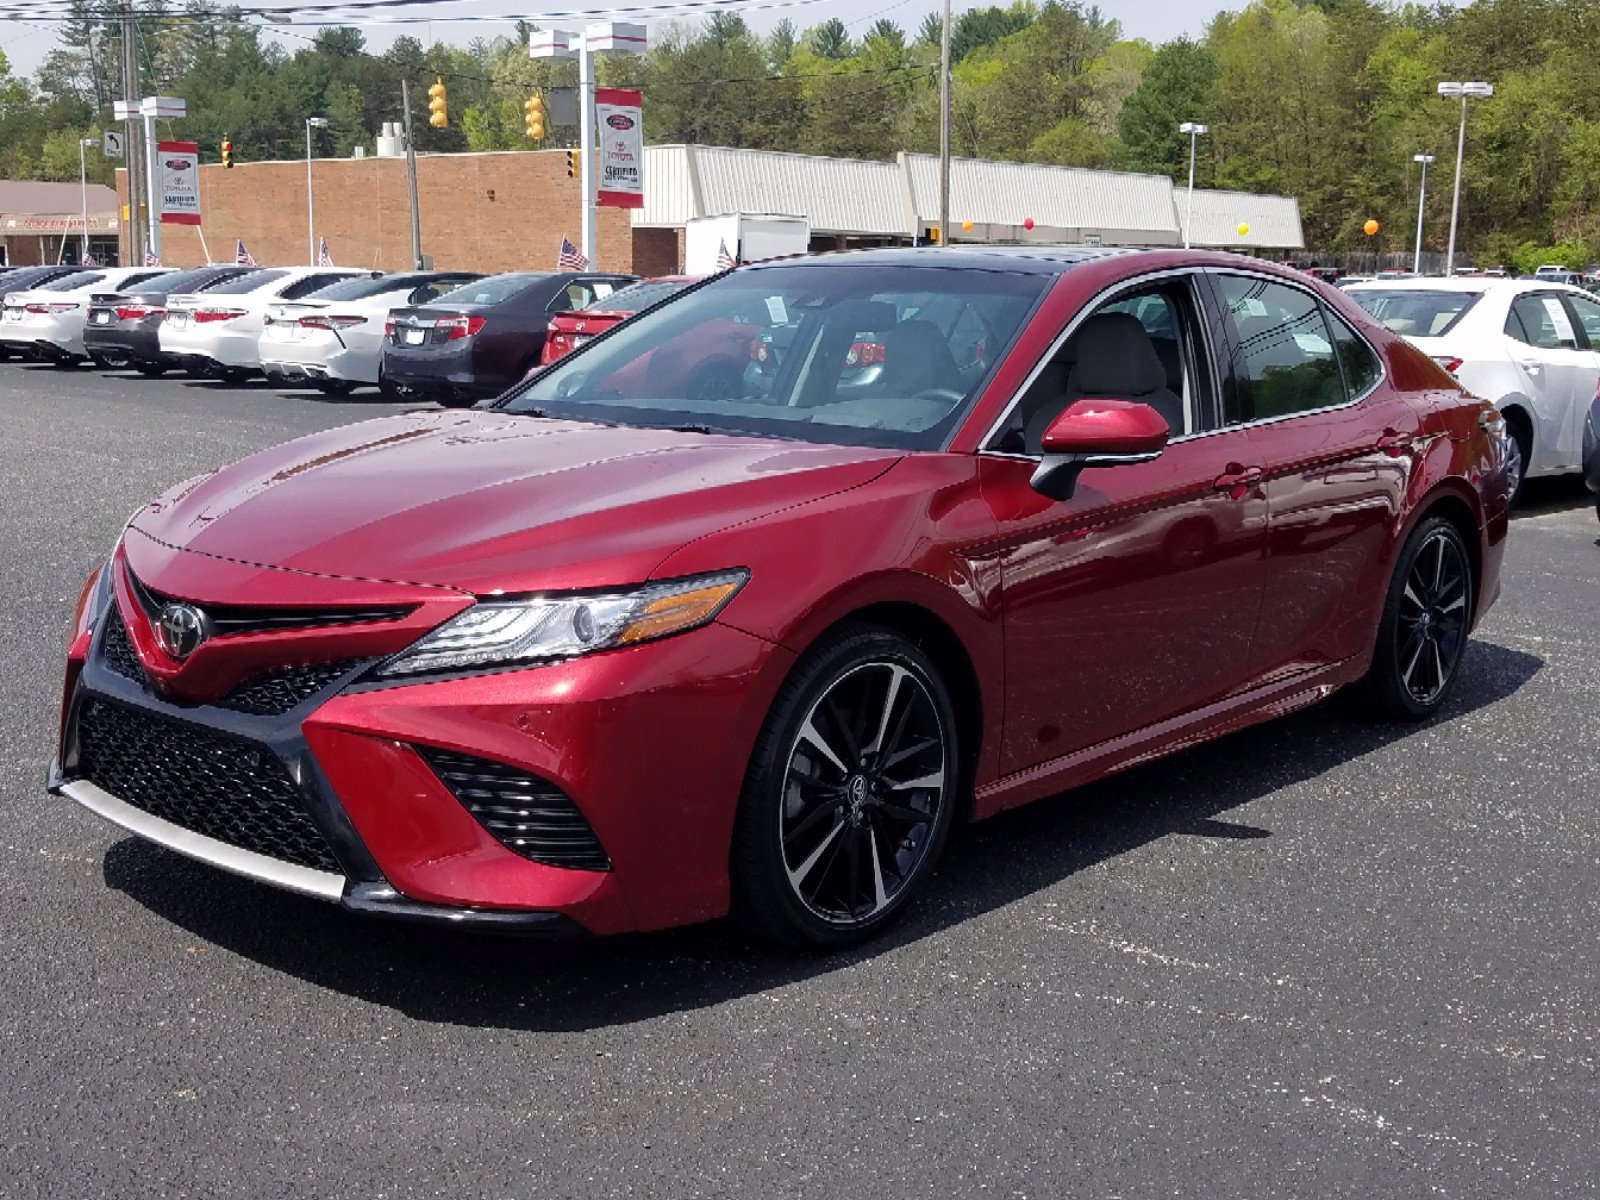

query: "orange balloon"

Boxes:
[1363, 219, 1380, 236]
[962, 220, 973, 231]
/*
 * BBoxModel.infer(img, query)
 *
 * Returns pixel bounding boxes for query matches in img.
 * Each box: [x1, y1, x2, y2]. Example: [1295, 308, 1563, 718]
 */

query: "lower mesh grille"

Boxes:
[417, 747, 610, 871]
[218, 662, 361, 716]
[74, 698, 343, 874]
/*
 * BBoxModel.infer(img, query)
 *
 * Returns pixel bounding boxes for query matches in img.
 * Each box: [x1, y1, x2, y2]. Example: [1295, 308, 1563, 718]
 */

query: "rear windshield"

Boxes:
[39, 272, 106, 292]
[433, 273, 545, 307]
[591, 278, 694, 313]
[199, 269, 288, 295]
[140, 266, 233, 294]
[1349, 289, 1481, 337]
[506, 261, 1050, 451]
[303, 275, 408, 302]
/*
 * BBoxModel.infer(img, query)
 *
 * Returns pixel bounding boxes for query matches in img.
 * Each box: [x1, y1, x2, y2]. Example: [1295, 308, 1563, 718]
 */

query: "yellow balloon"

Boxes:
[1363, 218, 1380, 236]
[1236, 223, 1250, 237]
[962, 220, 974, 232]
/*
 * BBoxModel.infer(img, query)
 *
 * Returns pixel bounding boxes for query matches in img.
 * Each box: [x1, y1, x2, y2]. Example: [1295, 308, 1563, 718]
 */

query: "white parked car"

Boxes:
[158, 266, 376, 380]
[0, 266, 172, 364]
[259, 270, 480, 394]
[1345, 277, 1600, 498]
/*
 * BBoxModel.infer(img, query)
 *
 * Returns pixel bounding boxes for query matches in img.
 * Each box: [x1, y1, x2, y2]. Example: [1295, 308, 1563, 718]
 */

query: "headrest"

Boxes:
[1070, 312, 1170, 397]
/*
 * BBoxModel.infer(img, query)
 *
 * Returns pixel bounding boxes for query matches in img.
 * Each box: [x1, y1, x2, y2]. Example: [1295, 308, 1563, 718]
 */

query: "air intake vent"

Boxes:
[99, 608, 148, 686]
[416, 747, 610, 872]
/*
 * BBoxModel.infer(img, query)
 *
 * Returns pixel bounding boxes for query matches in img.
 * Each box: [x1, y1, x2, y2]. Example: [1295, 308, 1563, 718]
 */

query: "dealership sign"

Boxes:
[594, 88, 643, 209]
[158, 141, 202, 225]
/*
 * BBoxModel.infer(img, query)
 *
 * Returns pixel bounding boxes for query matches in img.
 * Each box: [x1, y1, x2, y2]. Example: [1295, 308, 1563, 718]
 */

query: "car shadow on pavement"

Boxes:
[101, 639, 1542, 1032]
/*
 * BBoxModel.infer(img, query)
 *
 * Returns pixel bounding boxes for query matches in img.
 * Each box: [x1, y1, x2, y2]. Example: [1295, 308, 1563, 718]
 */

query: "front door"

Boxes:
[981, 273, 1271, 776]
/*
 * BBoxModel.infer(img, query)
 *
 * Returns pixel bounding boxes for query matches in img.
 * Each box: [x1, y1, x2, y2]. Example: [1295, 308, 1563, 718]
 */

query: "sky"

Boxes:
[0, 0, 1240, 77]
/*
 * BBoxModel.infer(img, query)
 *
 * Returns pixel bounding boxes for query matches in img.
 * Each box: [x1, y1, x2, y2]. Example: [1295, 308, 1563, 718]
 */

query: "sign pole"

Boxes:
[578, 38, 594, 268]
[143, 108, 160, 262]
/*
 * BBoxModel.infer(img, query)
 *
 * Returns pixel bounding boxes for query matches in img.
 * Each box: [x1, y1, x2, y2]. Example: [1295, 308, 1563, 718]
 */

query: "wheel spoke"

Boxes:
[867, 824, 888, 911]
[798, 717, 850, 777]
[845, 825, 864, 914]
[1401, 635, 1428, 692]
[879, 735, 939, 775]
[787, 816, 846, 886]
[884, 769, 943, 793]
[876, 799, 932, 825]
[784, 797, 842, 846]
[1429, 639, 1447, 695]
[864, 665, 907, 757]
[1431, 536, 1446, 591]
[1401, 582, 1425, 611]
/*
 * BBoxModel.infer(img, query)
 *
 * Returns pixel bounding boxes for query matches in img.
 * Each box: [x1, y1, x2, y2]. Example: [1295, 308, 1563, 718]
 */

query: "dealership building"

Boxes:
[114, 144, 1303, 274]
[0, 180, 121, 268]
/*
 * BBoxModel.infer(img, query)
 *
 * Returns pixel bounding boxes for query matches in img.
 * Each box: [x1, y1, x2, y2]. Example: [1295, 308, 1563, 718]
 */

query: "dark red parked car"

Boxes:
[52, 248, 1511, 948]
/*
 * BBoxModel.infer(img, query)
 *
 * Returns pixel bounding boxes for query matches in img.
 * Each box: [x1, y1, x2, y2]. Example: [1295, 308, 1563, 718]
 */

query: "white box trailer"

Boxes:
[684, 213, 810, 274]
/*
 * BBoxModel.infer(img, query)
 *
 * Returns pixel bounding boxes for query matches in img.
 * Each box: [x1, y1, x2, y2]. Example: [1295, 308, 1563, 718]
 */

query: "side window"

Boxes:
[1327, 312, 1382, 398]
[548, 283, 595, 313]
[992, 281, 1201, 453]
[1562, 293, 1600, 347]
[1217, 275, 1344, 423]
[279, 273, 341, 300]
[1508, 294, 1576, 349]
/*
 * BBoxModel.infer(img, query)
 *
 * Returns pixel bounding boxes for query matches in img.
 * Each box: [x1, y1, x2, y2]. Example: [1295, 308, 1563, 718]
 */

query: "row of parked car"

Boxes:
[0, 261, 702, 405]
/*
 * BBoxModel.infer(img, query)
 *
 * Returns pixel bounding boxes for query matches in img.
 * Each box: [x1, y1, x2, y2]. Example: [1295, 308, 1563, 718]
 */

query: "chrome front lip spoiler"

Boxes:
[56, 778, 346, 900]
[49, 769, 582, 934]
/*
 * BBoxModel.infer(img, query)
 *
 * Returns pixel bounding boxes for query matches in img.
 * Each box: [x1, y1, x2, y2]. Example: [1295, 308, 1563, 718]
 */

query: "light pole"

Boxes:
[1179, 121, 1208, 249]
[532, 23, 645, 268]
[1412, 153, 1435, 274]
[305, 116, 328, 265]
[78, 136, 100, 263]
[938, 0, 951, 247]
[1437, 81, 1493, 275]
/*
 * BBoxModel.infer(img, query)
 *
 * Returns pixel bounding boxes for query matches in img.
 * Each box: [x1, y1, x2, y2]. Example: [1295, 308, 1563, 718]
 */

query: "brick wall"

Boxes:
[118, 149, 639, 274]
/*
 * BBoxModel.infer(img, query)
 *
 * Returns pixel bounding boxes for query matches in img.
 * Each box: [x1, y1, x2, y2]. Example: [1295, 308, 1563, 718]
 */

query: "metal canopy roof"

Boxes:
[635, 146, 1305, 250]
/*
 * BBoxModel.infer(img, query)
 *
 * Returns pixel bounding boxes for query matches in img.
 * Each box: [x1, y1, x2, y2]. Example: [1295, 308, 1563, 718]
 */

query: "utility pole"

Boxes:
[119, 0, 143, 265]
[937, 0, 951, 247]
[401, 79, 423, 269]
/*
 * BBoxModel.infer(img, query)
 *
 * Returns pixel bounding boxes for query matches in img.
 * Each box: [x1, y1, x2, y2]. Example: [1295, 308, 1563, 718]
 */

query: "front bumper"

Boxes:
[54, 559, 790, 935]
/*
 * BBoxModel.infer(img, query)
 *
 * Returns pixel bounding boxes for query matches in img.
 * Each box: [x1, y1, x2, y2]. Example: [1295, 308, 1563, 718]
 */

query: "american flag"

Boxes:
[556, 236, 588, 271]
[82, 252, 100, 266]
[317, 236, 333, 267]
[234, 239, 257, 267]
[716, 239, 737, 270]
[143, 249, 161, 267]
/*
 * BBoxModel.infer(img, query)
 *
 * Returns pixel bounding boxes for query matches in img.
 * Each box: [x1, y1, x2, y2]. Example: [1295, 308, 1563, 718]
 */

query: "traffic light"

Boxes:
[428, 77, 447, 128]
[566, 148, 579, 178]
[525, 92, 544, 141]
[221, 138, 233, 168]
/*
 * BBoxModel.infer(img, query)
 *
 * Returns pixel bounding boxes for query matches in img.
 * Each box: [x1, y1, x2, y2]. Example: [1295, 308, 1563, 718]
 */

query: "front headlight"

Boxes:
[374, 569, 749, 678]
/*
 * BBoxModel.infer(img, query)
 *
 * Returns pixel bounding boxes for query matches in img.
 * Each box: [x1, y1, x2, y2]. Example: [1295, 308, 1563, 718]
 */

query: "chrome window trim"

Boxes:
[976, 266, 1389, 461]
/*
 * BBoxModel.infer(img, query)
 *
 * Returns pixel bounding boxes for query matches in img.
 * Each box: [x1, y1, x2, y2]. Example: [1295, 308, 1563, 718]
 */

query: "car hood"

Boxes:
[130, 409, 901, 593]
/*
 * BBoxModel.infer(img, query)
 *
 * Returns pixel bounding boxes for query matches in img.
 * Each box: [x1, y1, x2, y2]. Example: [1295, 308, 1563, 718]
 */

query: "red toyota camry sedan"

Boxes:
[52, 248, 1512, 948]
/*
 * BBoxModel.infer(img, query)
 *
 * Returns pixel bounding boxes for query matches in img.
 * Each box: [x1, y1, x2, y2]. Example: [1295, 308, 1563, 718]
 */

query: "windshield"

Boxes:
[504, 262, 1049, 451]
[1349, 289, 1481, 337]
[200, 269, 287, 295]
[39, 272, 105, 292]
[589, 278, 694, 313]
[432, 273, 544, 307]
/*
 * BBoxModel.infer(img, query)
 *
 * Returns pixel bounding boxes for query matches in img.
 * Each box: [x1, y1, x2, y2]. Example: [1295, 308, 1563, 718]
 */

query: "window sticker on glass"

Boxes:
[765, 296, 788, 324]
[1230, 296, 1270, 318]
[1543, 297, 1576, 344]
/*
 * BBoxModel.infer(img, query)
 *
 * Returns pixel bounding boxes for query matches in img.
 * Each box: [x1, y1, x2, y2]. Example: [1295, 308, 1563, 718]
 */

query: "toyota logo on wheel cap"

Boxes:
[155, 602, 211, 660]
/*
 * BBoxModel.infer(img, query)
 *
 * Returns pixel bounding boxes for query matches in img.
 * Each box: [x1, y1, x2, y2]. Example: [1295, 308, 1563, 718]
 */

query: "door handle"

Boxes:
[1213, 464, 1264, 497]
[1375, 427, 1413, 455]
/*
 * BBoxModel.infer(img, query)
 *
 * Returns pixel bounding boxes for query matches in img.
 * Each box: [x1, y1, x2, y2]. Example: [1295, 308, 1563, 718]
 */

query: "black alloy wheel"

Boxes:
[1503, 411, 1531, 506]
[731, 624, 959, 949]
[1359, 515, 1474, 720]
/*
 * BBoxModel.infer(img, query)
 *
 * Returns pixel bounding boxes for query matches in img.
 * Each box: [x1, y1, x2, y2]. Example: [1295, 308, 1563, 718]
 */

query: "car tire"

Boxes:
[136, 363, 165, 378]
[1502, 408, 1532, 506]
[1356, 514, 1475, 722]
[436, 394, 477, 409]
[730, 623, 960, 950]
[315, 379, 356, 396]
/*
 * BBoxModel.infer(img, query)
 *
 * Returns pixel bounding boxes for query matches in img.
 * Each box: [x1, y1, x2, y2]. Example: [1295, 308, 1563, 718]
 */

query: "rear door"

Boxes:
[1211, 271, 1421, 679]
[1504, 291, 1588, 470]
[1555, 291, 1600, 467]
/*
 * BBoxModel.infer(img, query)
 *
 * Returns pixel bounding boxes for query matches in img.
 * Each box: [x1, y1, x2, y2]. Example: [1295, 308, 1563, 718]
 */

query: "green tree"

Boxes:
[1117, 38, 1218, 177]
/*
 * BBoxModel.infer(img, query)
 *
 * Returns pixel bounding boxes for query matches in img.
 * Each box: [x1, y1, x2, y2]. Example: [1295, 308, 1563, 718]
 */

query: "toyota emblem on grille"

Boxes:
[155, 602, 211, 660]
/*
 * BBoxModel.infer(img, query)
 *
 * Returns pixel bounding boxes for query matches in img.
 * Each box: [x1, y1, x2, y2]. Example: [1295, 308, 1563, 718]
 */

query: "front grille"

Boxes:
[218, 661, 362, 716]
[100, 609, 147, 685]
[417, 747, 610, 872]
[126, 568, 413, 637]
[74, 698, 342, 874]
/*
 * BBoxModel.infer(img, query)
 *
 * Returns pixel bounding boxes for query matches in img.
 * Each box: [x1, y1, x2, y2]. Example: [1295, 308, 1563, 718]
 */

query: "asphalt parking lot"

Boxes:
[2, 363, 1596, 1198]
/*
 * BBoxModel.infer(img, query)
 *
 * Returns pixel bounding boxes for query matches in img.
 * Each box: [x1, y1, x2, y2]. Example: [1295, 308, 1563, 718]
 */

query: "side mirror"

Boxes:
[1029, 398, 1170, 501]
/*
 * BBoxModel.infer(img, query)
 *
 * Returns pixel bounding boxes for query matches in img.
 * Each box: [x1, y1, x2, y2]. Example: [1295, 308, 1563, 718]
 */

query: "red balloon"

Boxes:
[1023, 218, 1035, 231]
